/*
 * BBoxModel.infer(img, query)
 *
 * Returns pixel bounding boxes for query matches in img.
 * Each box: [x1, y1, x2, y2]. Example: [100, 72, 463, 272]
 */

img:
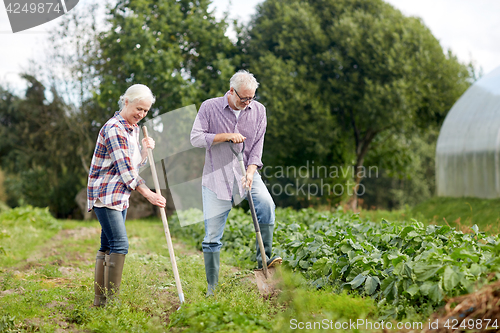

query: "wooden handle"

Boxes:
[142, 125, 185, 304]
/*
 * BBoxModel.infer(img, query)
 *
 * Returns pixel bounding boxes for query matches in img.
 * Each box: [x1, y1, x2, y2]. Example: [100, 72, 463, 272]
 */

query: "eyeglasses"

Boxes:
[234, 89, 256, 103]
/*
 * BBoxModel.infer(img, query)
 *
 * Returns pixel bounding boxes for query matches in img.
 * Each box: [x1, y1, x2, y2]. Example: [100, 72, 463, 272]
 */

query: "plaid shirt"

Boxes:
[87, 112, 146, 211]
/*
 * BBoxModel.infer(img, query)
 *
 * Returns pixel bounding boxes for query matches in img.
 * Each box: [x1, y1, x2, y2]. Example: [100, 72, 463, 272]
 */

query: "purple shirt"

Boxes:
[190, 92, 267, 200]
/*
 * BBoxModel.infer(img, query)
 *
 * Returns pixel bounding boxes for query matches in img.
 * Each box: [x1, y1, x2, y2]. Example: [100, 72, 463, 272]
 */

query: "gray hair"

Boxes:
[230, 70, 259, 91]
[118, 84, 156, 110]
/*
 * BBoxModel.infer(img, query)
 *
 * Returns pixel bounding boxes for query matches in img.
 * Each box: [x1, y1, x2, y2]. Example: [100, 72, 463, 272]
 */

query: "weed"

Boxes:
[0, 315, 20, 333]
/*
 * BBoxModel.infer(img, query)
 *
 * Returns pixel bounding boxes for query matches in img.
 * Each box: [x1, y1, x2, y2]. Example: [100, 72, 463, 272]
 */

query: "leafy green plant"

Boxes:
[0, 205, 61, 230]
[169, 208, 256, 263]
[171, 207, 500, 320]
[0, 315, 20, 333]
[67, 305, 91, 325]
[273, 211, 500, 319]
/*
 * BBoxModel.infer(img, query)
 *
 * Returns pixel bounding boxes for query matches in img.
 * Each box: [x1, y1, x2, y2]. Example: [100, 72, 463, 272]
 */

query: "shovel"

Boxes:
[229, 140, 279, 296]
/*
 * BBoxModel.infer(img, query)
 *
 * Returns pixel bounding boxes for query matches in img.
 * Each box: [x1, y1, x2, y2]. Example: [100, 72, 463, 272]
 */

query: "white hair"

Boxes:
[230, 70, 259, 91]
[118, 84, 156, 110]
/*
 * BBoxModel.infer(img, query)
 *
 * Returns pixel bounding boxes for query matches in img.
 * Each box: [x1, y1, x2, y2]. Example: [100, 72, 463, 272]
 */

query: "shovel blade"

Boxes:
[254, 266, 280, 296]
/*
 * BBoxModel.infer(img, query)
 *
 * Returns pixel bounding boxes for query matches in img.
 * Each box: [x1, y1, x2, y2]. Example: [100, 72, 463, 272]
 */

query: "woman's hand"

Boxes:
[142, 137, 155, 150]
[147, 191, 166, 208]
[137, 184, 166, 208]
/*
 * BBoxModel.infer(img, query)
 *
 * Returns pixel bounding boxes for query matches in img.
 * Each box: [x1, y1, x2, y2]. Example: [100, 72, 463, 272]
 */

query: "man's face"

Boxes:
[230, 86, 256, 110]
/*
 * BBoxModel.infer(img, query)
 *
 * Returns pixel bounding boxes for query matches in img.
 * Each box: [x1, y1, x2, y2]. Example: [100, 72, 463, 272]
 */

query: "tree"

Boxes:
[244, 0, 471, 208]
[361, 128, 439, 210]
[0, 0, 239, 216]
[96, 0, 237, 116]
[0, 2, 106, 216]
[44, 1, 106, 173]
[0, 76, 86, 216]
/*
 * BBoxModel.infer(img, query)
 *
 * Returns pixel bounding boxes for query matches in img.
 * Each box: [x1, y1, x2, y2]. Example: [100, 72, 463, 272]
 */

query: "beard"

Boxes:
[234, 103, 246, 110]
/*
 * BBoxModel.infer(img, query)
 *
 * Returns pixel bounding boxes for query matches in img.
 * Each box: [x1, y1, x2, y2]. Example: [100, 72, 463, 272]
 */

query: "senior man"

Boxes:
[190, 70, 282, 295]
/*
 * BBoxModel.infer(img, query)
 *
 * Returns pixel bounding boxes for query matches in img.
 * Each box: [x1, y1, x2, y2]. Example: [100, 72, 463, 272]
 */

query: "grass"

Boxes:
[358, 207, 411, 224]
[3, 198, 500, 331]
[411, 196, 500, 234]
[1, 206, 378, 332]
[358, 197, 500, 235]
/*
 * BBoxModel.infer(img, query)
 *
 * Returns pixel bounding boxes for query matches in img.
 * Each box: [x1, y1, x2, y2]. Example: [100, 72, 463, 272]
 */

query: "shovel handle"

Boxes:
[142, 126, 185, 304]
[229, 139, 245, 158]
[229, 140, 269, 278]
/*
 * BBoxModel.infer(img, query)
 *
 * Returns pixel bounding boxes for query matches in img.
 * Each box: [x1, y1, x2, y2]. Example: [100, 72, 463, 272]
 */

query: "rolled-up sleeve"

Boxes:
[191, 102, 216, 149]
[105, 126, 145, 190]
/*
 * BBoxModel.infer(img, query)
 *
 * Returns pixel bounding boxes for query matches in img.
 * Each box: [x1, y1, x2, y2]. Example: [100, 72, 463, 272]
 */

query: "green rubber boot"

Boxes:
[104, 253, 126, 303]
[93, 250, 108, 307]
[256, 224, 282, 269]
[203, 252, 220, 296]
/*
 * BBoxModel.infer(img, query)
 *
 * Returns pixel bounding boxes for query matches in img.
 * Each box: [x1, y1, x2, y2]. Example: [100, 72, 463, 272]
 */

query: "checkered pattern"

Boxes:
[87, 112, 146, 211]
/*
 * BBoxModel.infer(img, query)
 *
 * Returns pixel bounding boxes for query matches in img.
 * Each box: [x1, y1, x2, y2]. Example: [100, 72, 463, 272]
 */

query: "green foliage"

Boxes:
[361, 129, 439, 210]
[168, 298, 272, 333]
[0, 206, 61, 265]
[0, 205, 61, 230]
[0, 1, 238, 217]
[96, 0, 237, 116]
[274, 269, 376, 332]
[170, 208, 256, 263]
[0, 78, 86, 217]
[272, 209, 500, 319]
[172, 207, 500, 320]
[0, 315, 20, 333]
[8, 205, 489, 330]
[244, 0, 471, 207]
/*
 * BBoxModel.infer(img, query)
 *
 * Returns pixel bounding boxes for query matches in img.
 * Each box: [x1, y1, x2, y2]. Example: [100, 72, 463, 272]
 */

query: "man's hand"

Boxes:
[242, 165, 258, 189]
[226, 133, 246, 143]
[214, 133, 246, 144]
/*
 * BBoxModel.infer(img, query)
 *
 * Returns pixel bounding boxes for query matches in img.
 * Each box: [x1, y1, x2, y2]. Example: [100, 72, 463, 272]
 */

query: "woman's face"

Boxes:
[120, 98, 152, 125]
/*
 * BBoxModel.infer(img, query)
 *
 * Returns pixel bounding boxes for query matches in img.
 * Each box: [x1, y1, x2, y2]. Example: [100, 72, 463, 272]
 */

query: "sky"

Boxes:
[1, 0, 499, 95]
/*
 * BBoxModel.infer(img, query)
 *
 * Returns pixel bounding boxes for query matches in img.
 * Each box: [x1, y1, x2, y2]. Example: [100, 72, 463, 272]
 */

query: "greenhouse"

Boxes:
[436, 66, 500, 198]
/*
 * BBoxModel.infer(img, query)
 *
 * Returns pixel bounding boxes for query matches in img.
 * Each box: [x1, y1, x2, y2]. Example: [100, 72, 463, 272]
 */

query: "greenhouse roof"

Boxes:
[436, 66, 500, 198]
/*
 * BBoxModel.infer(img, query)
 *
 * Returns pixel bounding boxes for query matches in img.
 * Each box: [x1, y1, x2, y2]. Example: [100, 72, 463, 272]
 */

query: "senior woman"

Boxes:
[87, 84, 166, 307]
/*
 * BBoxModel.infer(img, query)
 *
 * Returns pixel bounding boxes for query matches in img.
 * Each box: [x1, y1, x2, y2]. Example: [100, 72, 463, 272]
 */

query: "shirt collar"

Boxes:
[114, 111, 136, 133]
[224, 91, 253, 112]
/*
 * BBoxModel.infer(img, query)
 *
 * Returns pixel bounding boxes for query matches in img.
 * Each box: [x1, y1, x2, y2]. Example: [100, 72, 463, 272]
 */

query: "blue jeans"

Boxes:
[202, 172, 275, 253]
[94, 207, 129, 255]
